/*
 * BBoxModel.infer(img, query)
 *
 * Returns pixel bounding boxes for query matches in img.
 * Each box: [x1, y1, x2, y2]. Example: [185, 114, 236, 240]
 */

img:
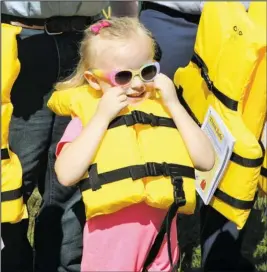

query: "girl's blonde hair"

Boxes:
[54, 17, 155, 91]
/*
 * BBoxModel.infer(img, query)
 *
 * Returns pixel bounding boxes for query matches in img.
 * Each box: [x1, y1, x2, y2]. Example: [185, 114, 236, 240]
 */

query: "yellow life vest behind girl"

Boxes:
[173, 2, 266, 229]
[48, 85, 196, 219]
[1, 24, 28, 223]
[243, 1, 267, 194]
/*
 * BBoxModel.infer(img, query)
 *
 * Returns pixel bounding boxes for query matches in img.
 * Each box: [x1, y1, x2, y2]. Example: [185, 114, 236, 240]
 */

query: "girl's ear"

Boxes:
[84, 71, 101, 90]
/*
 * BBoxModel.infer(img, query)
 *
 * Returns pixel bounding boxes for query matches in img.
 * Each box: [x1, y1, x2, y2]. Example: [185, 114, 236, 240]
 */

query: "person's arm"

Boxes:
[55, 87, 128, 187]
[154, 74, 215, 171]
[110, 1, 139, 17]
[55, 114, 109, 187]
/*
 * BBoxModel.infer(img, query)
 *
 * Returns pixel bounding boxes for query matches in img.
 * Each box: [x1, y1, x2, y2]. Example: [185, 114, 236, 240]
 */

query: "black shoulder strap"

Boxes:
[191, 52, 238, 111]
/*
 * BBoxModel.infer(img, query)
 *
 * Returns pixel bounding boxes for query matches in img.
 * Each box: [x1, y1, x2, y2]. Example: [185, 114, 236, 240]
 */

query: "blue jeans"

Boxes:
[2, 28, 85, 272]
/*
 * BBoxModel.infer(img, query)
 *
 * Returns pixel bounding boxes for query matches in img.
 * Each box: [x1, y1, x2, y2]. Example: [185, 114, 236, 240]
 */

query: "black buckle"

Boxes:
[146, 113, 159, 127]
[88, 164, 102, 191]
[132, 111, 146, 124]
[201, 67, 213, 90]
[145, 163, 158, 176]
[171, 176, 186, 206]
[131, 111, 159, 127]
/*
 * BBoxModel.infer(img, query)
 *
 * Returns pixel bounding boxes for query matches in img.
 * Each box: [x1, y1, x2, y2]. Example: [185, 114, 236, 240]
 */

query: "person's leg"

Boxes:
[200, 204, 253, 271]
[1, 220, 33, 272]
[34, 32, 86, 272]
[3, 29, 59, 272]
[140, 6, 199, 79]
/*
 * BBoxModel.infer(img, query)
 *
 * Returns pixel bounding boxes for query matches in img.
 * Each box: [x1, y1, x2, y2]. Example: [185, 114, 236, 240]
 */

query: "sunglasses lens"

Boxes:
[115, 71, 132, 85]
[141, 64, 158, 81]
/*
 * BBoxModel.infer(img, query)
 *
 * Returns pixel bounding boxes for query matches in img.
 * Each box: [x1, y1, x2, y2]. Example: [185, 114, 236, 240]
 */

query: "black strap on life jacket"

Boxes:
[1, 148, 23, 202]
[108, 110, 176, 129]
[214, 189, 257, 210]
[176, 86, 202, 127]
[80, 162, 195, 192]
[261, 167, 267, 178]
[1, 148, 10, 160]
[1, 188, 23, 202]
[142, 177, 185, 272]
[191, 52, 238, 111]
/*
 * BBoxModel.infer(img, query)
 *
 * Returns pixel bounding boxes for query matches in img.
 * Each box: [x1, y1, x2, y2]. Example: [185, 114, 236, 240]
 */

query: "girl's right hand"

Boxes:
[95, 87, 128, 123]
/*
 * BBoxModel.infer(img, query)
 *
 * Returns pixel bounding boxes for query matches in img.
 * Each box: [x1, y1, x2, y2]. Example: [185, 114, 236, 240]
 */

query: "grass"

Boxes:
[28, 188, 267, 271]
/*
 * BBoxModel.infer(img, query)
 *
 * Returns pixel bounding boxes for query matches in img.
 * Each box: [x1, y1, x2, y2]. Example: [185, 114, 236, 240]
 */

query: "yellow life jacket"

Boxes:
[48, 85, 196, 220]
[244, 1, 267, 194]
[1, 24, 28, 223]
[173, 2, 266, 229]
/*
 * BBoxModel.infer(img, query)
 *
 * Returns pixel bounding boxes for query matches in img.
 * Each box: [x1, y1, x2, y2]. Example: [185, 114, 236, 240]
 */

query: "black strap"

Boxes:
[142, 177, 185, 272]
[191, 52, 238, 111]
[230, 152, 264, 168]
[80, 162, 195, 192]
[176, 86, 202, 127]
[1, 188, 22, 202]
[261, 167, 267, 178]
[214, 188, 256, 210]
[108, 111, 176, 129]
[1, 148, 10, 160]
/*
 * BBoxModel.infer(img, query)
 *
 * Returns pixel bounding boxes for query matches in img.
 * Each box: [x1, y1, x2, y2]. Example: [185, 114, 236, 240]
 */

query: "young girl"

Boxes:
[52, 17, 214, 271]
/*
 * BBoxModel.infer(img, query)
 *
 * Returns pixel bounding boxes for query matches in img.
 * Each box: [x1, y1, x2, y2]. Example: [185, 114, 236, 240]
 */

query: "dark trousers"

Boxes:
[200, 204, 254, 272]
[1, 28, 85, 272]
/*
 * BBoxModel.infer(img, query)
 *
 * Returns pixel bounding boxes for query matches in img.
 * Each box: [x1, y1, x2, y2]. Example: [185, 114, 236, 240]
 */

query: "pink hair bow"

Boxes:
[90, 20, 111, 34]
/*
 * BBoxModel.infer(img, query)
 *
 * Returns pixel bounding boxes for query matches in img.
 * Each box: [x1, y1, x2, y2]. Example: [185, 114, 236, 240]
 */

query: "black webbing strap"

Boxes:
[108, 110, 176, 129]
[191, 52, 238, 111]
[1, 148, 10, 160]
[142, 176, 185, 272]
[230, 152, 264, 168]
[214, 188, 257, 210]
[261, 167, 267, 178]
[1, 188, 22, 202]
[175, 86, 202, 127]
[80, 162, 195, 192]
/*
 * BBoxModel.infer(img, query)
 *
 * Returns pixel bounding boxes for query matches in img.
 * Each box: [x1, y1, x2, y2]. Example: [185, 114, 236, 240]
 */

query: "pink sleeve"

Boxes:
[56, 117, 83, 156]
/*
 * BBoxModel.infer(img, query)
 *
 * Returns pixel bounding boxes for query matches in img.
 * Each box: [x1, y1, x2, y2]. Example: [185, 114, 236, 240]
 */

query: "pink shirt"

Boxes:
[56, 117, 178, 272]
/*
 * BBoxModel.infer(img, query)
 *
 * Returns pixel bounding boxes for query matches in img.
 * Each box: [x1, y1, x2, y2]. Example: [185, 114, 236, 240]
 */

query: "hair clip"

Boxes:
[90, 20, 111, 35]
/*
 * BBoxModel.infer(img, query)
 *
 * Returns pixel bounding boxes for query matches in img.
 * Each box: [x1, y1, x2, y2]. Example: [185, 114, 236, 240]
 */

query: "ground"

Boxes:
[28, 189, 267, 271]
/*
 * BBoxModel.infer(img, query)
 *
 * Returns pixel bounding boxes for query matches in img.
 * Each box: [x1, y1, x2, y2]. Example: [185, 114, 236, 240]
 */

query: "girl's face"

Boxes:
[85, 34, 158, 105]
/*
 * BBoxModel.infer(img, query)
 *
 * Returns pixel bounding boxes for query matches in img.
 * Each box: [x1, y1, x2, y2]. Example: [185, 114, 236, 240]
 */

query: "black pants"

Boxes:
[1, 28, 85, 272]
[200, 204, 255, 271]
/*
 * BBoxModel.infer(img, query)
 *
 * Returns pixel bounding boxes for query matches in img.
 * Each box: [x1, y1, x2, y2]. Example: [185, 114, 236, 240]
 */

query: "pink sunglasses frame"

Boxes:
[91, 62, 160, 86]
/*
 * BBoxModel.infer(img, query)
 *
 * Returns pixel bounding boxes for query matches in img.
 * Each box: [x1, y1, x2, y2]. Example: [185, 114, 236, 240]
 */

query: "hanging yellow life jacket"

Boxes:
[1, 24, 28, 223]
[173, 2, 266, 229]
[48, 85, 196, 219]
[243, 1, 267, 195]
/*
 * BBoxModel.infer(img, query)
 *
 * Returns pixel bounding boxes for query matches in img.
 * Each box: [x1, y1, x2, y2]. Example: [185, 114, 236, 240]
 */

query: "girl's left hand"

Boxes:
[154, 73, 180, 107]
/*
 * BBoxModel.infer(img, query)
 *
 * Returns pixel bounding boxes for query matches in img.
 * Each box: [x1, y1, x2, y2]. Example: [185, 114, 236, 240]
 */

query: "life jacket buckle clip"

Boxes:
[171, 176, 186, 206]
[201, 67, 213, 90]
[132, 110, 146, 124]
[145, 162, 158, 176]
